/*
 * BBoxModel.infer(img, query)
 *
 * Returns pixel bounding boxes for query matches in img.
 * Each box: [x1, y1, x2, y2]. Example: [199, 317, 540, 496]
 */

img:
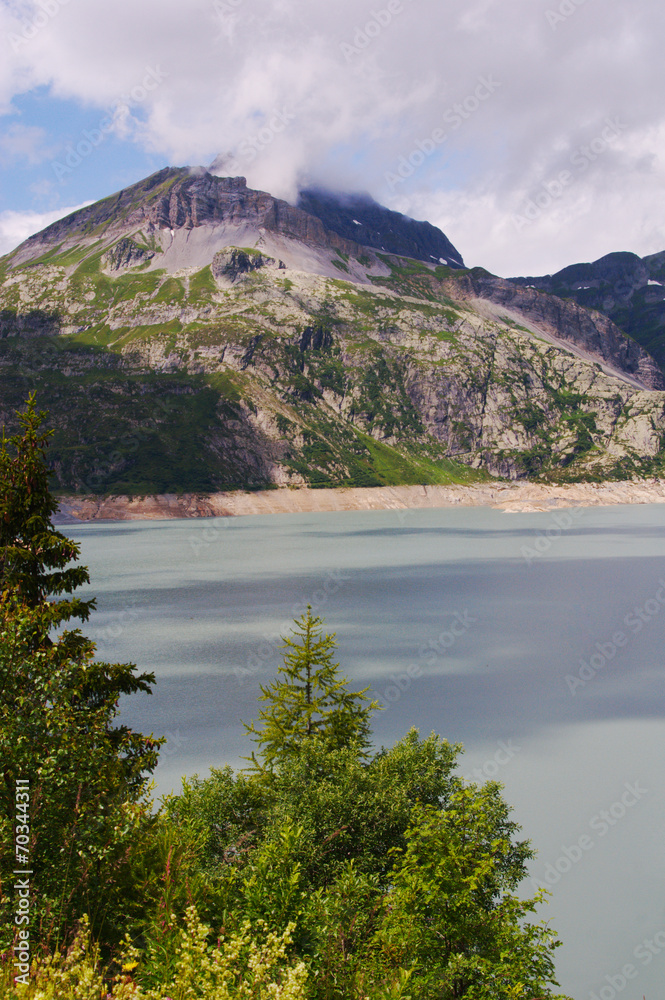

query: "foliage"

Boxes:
[0, 908, 308, 1000]
[0, 399, 162, 949]
[369, 788, 565, 998]
[0, 393, 92, 621]
[165, 725, 571, 999]
[0, 400, 572, 996]
[243, 606, 378, 772]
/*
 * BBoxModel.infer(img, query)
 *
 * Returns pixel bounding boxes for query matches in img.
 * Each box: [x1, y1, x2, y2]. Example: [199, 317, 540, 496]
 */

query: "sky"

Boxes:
[1, 0, 665, 276]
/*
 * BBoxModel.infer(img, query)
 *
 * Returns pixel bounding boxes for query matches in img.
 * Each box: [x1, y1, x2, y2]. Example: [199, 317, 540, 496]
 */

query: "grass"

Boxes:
[153, 276, 186, 305]
[189, 265, 218, 299]
[360, 435, 490, 486]
[0, 343, 269, 495]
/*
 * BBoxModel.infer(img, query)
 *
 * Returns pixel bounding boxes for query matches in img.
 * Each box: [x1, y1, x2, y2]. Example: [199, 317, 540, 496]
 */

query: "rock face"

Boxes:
[211, 248, 281, 282]
[1, 166, 665, 495]
[460, 269, 664, 391]
[8, 168, 363, 266]
[8, 168, 466, 274]
[105, 237, 155, 271]
[297, 189, 465, 267]
[510, 250, 665, 377]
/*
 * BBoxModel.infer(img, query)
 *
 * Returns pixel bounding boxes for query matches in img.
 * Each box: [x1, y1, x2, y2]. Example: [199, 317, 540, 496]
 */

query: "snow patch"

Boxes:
[648, 279, 663, 286]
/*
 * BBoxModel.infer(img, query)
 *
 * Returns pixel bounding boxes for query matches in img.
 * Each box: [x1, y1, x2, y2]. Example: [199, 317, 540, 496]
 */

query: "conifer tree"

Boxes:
[0, 396, 162, 947]
[0, 392, 93, 636]
[244, 606, 379, 771]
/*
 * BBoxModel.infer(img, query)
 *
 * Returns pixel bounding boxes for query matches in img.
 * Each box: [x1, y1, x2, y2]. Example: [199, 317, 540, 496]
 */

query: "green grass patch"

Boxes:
[153, 276, 186, 305]
[359, 433, 489, 486]
[112, 270, 164, 303]
[204, 370, 244, 404]
[189, 265, 218, 299]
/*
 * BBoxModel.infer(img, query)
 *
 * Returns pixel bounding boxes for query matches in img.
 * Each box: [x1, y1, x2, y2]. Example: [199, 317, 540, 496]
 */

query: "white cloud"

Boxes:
[2, 0, 665, 274]
[0, 122, 57, 165]
[0, 202, 93, 257]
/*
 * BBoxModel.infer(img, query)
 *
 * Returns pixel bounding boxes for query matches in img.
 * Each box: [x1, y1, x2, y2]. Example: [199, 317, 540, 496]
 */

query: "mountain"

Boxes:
[510, 250, 665, 374]
[296, 189, 465, 268]
[1, 166, 665, 496]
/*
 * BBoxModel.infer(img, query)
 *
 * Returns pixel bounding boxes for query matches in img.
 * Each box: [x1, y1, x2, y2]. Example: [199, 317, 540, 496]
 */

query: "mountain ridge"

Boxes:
[2, 166, 665, 495]
[510, 249, 665, 376]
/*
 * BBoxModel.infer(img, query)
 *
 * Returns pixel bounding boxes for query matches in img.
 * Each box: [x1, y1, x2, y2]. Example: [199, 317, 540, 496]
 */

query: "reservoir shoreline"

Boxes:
[56, 477, 665, 521]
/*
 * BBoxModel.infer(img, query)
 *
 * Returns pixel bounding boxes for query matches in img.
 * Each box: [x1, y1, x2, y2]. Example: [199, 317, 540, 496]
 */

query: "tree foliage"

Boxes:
[0, 398, 161, 949]
[166, 689, 572, 999]
[0, 393, 92, 626]
[243, 606, 378, 772]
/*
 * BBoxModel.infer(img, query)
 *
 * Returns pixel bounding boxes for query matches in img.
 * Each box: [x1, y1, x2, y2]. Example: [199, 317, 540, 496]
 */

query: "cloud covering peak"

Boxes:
[1, 0, 665, 274]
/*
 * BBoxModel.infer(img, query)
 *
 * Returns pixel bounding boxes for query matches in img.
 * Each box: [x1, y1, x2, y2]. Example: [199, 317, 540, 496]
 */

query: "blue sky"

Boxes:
[1, 88, 169, 211]
[1, 0, 665, 276]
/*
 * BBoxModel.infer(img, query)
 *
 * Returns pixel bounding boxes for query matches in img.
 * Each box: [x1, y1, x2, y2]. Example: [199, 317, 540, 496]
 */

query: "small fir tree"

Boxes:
[244, 606, 379, 772]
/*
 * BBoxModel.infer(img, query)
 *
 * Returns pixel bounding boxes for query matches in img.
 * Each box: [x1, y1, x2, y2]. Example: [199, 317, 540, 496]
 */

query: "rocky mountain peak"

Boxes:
[7, 168, 466, 278]
[297, 188, 465, 268]
[2, 163, 665, 492]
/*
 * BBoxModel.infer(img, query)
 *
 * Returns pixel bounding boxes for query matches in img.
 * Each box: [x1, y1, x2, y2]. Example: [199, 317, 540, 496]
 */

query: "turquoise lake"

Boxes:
[66, 503, 665, 1000]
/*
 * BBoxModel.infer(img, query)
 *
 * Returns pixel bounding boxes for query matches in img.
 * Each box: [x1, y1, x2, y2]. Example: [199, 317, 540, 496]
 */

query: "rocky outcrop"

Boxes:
[211, 248, 280, 282]
[0, 307, 61, 338]
[8, 168, 465, 272]
[8, 169, 364, 266]
[513, 251, 649, 300]
[105, 237, 155, 271]
[143, 174, 371, 256]
[454, 269, 665, 391]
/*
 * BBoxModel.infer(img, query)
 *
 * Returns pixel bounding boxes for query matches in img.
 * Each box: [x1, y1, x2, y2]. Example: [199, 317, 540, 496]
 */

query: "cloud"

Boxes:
[0, 122, 57, 165]
[0, 202, 93, 257]
[1, 0, 665, 274]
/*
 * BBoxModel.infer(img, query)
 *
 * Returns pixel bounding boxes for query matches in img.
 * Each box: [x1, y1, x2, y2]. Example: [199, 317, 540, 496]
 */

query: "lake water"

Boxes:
[67, 504, 665, 1000]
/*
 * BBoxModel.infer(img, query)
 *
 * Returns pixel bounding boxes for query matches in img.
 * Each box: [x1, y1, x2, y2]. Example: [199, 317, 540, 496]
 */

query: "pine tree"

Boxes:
[244, 606, 379, 772]
[0, 396, 162, 947]
[0, 393, 93, 634]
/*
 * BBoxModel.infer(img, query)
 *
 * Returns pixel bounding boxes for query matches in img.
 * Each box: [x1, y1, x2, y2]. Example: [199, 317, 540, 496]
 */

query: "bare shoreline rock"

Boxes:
[55, 479, 665, 523]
